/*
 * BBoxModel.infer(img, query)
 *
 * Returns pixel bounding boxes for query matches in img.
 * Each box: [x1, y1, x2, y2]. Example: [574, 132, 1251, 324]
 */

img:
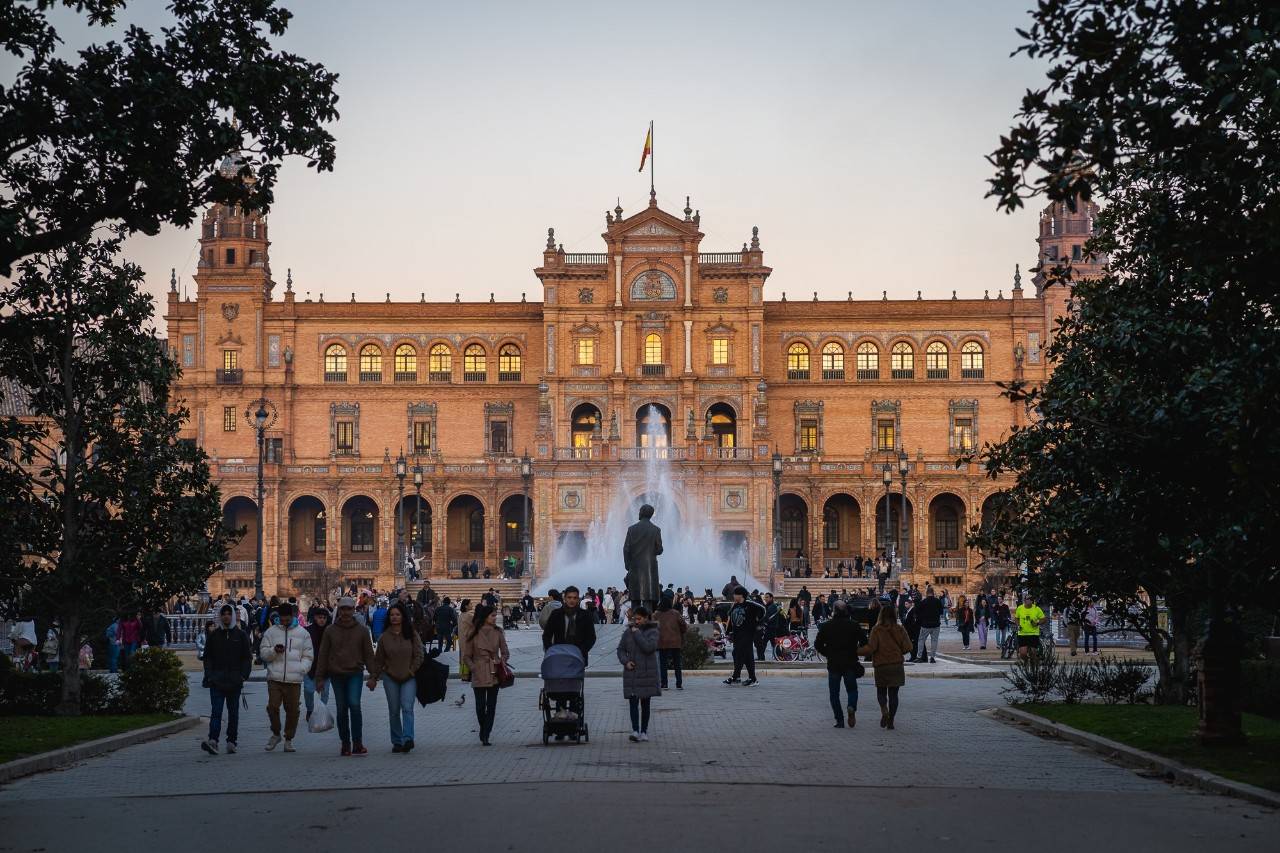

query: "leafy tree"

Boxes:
[0, 0, 339, 276]
[974, 0, 1280, 740]
[0, 234, 232, 715]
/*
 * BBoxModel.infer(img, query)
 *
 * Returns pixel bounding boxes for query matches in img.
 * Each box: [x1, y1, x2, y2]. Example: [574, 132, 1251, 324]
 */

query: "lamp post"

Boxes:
[412, 463, 423, 579]
[242, 398, 277, 603]
[772, 452, 783, 580]
[881, 464, 893, 569]
[899, 449, 910, 577]
[521, 452, 532, 577]
[395, 450, 407, 581]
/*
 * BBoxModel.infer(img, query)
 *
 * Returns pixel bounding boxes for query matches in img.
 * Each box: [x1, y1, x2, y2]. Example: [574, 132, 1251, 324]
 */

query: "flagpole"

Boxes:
[650, 120, 655, 198]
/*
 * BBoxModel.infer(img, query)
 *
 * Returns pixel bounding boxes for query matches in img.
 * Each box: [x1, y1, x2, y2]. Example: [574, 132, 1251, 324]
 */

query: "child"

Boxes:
[616, 606, 660, 742]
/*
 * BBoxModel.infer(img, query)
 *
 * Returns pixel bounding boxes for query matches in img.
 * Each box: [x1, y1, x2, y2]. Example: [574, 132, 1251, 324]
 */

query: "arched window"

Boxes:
[429, 344, 452, 381]
[856, 342, 879, 380]
[644, 333, 663, 365]
[926, 341, 949, 379]
[359, 344, 382, 382]
[821, 342, 844, 379]
[891, 341, 914, 379]
[961, 341, 985, 379]
[934, 505, 959, 551]
[463, 344, 487, 382]
[823, 507, 840, 550]
[498, 344, 521, 382]
[468, 509, 485, 551]
[787, 342, 810, 379]
[781, 507, 805, 551]
[324, 344, 347, 382]
[394, 344, 416, 382]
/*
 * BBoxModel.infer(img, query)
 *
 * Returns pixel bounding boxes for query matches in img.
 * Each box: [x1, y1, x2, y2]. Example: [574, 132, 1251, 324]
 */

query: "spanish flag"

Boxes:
[638, 123, 652, 172]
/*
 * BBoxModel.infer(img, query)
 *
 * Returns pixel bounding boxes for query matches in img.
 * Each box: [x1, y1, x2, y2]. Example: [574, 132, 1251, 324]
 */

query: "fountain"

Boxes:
[538, 405, 765, 595]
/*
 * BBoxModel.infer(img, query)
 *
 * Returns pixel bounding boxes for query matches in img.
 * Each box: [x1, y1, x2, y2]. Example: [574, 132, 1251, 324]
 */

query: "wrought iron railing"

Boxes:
[324, 371, 348, 383]
[429, 371, 452, 383]
[394, 371, 417, 383]
[555, 446, 600, 460]
[821, 369, 845, 381]
[927, 367, 949, 380]
[498, 371, 521, 382]
[359, 371, 382, 383]
[787, 369, 810, 381]
[962, 367, 986, 380]
[856, 368, 880, 381]
[216, 368, 243, 385]
[641, 364, 667, 377]
[564, 253, 607, 264]
[463, 371, 487, 383]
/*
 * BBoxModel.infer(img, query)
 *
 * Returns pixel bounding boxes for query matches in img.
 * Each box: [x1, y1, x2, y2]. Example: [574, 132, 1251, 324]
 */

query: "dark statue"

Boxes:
[623, 503, 663, 613]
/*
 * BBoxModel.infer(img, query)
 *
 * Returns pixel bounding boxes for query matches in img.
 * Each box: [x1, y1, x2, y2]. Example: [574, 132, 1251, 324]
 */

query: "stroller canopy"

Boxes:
[541, 643, 586, 680]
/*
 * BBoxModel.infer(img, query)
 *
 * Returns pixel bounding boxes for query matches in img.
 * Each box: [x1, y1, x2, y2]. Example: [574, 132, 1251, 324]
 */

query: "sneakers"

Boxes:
[226, 742, 237, 754]
[639, 732, 649, 742]
[847, 708, 856, 728]
[392, 744, 405, 753]
[352, 743, 368, 756]
[283, 739, 295, 753]
[265, 734, 282, 751]
[629, 731, 640, 742]
[742, 678, 758, 687]
[833, 720, 845, 728]
[340, 743, 352, 757]
[201, 738, 218, 755]
[723, 677, 740, 685]
[403, 739, 415, 753]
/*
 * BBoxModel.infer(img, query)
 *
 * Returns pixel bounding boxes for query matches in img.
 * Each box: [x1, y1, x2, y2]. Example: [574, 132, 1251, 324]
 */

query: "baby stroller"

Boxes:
[539, 643, 589, 744]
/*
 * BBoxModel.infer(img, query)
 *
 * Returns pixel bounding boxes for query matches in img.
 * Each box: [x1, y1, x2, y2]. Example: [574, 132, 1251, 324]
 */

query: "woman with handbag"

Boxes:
[858, 604, 913, 730]
[462, 603, 509, 746]
[367, 602, 425, 753]
[954, 595, 976, 651]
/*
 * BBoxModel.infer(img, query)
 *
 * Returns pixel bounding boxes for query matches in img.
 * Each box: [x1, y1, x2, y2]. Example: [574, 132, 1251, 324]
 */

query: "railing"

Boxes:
[359, 371, 382, 383]
[856, 368, 880, 381]
[573, 365, 600, 377]
[821, 369, 845, 381]
[394, 371, 417, 383]
[216, 368, 243, 385]
[891, 368, 914, 380]
[165, 614, 214, 648]
[447, 559, 489, 578]
[215, 560, 256, 578]
[710, 447, 754, 460]
[926, 367, 949, 380]
[787, 369, 810, 381]
[463, 371, 487, 383]
[429, 371, 452, 383]
[617, 447, 688, 461]
[564, 253, 607, 265]
[498, 371, 521, 382]
[555, 446, 600, 460]
[324, 371, 348, 383]
[699, 252, 743, 264]
[340, 560, 379, 575]
[641, 364, 667, 377]
[928, 557, 968, 570]
[962, 368, 986, 380]
[823, 558, 874, 577]
[288, 560, 326, 577]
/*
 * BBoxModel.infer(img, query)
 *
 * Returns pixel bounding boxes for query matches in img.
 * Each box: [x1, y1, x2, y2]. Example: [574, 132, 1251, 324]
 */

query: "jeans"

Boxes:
[382, 677, 416, 746]
[329, 673, 364, 746]
[1082, 624, 1099, 653]
[266, 681, 302, 739]
[827, 668, 859, 722]
[208, 686, 241, 743]
[120, 642, 138, 670]
[303, 673, 329, 716]
[976, 619, 989, 648]
[659, 648, 683, 689]
[731, 636, 756, 680]
[473, 686, 498, 741]
[628, 696, 651, 733]
[996, 626, 1009, 649]
[918, 626, 941, 660]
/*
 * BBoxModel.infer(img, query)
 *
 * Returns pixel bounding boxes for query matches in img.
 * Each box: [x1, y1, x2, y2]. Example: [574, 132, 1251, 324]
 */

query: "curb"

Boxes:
[0, 716, 202, 785]
[988, 706, 1280, 809]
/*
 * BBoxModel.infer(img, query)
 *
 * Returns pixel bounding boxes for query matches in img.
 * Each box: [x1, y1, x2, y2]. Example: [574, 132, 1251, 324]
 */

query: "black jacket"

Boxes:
[727, 599, 765, 639]
[915, 596, 943, 629]
[814, 616, 868, 672]
[542, 606, 597, 664]
[203, 624, 252, 692]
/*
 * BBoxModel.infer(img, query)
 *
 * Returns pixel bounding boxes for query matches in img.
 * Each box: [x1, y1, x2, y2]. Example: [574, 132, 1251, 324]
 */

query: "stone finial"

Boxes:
[917, 290, 922, 300]
[455, 293, 460, 303]
[813, 291, 818, 302]
[558, 243, 564, 253]
[693, 210, 700, 226]
[521, 292, 527, 303]
[318, 292, 324, 302]
[781, 292, 786, 302]
[684, 196, 692, 221]
[848, 291, 853, 301]
[169, 268, 177, 292]
[984, 289, 990, 299]
[615, 198, 623, 219]
[350, 292, 356, 302]
[742, 242, 748, 252]
[952, 290, 957, 299]
[285, 268, 293, 293]
[750, 226, 760, 250]
[1013, 263, 1023, 293]
[546, 227, 555, 250]
[385, 292, 391, 302]
[882, 290, 888, 301]
[420, 292, 425, 302]
[383, 447, 391, 463]
[997, 289, 1004, 299]
[489, 292, 495, 303]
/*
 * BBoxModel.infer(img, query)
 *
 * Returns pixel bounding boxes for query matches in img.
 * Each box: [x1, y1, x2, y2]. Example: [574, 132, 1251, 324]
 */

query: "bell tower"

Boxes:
[194, 155, 274, 301]
[1034, 197, 1104, 339]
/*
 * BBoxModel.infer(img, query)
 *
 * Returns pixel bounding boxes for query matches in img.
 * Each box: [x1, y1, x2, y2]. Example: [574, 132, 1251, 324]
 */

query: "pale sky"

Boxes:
[22, 0, 1050, 313]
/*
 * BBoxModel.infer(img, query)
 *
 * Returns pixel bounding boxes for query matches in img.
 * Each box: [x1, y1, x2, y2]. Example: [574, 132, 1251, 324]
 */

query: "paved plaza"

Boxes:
[2, 627, 1278, 852]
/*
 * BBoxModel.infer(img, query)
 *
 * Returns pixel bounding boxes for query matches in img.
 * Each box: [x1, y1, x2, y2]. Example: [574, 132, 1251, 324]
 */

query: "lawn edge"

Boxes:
[0, 715, 201, 786]
[987, 705, 1280, 809]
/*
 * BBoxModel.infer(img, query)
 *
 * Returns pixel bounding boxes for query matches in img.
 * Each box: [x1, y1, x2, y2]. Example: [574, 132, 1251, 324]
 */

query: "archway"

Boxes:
[979, 492, 1016, 578]
[446, 494, 486, 577]
[393, 494, 432, 571]
[821, 493, 861, 575]
[874, 493, 914, 568]
[499, 494, 533, 576]
[340, 495, 379, 584]
[778, 493, 809, 577]
[635, 403, 671, 450]
[286, 496, 327, 586]
[707, 402, 737, 449]
[928, 493, 968, 582]
[222, 496, 258, 563]
[570, 402, 602, 456]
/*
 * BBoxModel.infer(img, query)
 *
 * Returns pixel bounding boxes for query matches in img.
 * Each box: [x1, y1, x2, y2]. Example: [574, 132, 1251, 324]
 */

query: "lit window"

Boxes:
[891, 342, 914, 379]
[359, 345, 382, 382]
[926, 342, 949, 379]
[223, 406, 236, 432]
[857, 342, 879, 379]
[799, 419, 818, 452]
[394, 344, 416, 380]
[644, 333, 662, 365]
[324, 344, 347, 381]
[335, 421, 354, 453]
[787, 342, 810, 375]
[429, 344, 452, 379]
[876, 418, 896, 451]
[413, 421, 431, 454]
[498, 344, 522, 380]
[464, 344, 487, 380]
[712, 338, 729, 365]
[578, 338, 595, 365]
[952, 417, 974, 452]
[222, 350, 238, 370]
[961, 342, 985, 379]
[821, 342, 844, 373]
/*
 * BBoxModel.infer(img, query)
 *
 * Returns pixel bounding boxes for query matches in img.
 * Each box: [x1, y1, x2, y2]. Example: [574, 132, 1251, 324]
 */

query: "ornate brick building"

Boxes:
[166, 177, 1099, 597]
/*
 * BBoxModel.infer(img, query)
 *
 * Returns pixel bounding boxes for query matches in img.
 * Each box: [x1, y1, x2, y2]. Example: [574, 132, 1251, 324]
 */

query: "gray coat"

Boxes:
[616, 622, 661, 699]
[622, 518, 663, 604]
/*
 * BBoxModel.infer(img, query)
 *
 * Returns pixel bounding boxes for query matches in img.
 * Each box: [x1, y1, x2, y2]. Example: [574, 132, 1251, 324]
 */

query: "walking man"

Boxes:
[814, 600, 867, 728]
[915, 586, 942, 663]
[260, 602, 313, 753]
[201, 604, 252, 755]
[723, 587, 765, 686]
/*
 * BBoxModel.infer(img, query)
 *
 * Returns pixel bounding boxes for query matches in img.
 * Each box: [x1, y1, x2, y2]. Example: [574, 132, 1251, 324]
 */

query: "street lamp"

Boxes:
[520, 451, 532, 577]
[394, 450, 407, 581]
[881, 463, 893, 571]
[243, 398, 277, 603]
[899, 449, 910, 577]
[412, 463, 423, 579]
[772, 452, 783, 579]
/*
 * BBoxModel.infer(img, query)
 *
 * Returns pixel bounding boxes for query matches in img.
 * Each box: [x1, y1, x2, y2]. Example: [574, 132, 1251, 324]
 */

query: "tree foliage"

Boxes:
[972, 0, 1280, 704]
[0, 234, 232, 713]
[0, 0, 339, 275]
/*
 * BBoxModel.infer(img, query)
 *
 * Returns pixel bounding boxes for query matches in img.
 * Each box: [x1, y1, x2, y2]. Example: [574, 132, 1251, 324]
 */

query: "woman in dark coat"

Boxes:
[617, 606, 661, 742]
[954, 595, 976, 651]
[858, 605, 913, 730]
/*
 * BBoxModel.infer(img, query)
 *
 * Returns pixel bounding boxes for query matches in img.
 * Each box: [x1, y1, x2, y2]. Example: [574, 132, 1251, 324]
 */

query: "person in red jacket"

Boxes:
[115, 611, 144, 670]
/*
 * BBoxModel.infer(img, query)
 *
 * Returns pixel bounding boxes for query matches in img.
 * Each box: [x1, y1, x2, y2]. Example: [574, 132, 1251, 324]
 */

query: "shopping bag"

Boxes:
[308, 698, 334, 733]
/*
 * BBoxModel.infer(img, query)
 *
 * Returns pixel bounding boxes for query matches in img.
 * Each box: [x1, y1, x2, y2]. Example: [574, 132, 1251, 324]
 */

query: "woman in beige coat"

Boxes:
[858, 604, 913, 730]
[462, 603, 509, 746]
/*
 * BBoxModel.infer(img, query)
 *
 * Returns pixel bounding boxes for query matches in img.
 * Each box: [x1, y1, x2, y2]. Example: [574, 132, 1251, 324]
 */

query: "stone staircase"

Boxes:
[405, 578, 526, 604]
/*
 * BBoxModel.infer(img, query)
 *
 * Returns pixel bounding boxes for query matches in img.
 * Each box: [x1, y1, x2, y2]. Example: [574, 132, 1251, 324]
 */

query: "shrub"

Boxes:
[1240, 660, 1280, 719]
[1054, 662, 1095, 704]
[1090, 656, 1152, 705]
[117, 648, 187, 714]
[0, 665, 118, 715]
[1003, 644, 1061, 704]
[681, 626, 710, 671]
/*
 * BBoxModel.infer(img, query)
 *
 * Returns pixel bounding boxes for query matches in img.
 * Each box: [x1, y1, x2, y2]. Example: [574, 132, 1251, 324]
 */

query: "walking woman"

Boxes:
[303, 606, 330, 720]
[973, 596, 992, 650]
[955, 595, 975, 651]
[367, 602, 425, 753]
[462, 603, 509, 746]
[617, 606, 661, 742]
[859, 605, 913, 729]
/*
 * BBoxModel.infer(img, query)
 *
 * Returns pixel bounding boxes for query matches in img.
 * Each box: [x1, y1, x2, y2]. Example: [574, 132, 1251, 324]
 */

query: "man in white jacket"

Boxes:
[260, 602, 314, 752]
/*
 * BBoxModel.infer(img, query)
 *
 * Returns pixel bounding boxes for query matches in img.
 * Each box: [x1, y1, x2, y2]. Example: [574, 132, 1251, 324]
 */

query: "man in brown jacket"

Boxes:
[315, 596, 375, 756]
[654, 592, 688, 689]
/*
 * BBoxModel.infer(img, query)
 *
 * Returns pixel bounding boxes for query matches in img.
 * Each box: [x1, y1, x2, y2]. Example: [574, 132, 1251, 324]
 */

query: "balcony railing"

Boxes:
[359, 371, 382, 383]
[394, 371, 417, 383]
[962, 368, 986, 380]
[787, 368, 810, 381]
[891, 368, 915, 380]
[641, 364, 667, 377]
[498, 371, 521, 382]
[564, 253, 607, 265]
[324, 371, 348, 383]
[463, 371, 487, 383]
[216, 368, 243, 385]
[821, 368, 845, 381]
[824, 558, 874, 577]
[710, 447, 754, 460]
[429, 371, 452, 383]
[215, 560, 256, 578]
[164, 614, 213, 648]
[340, 559, 379, 574]
[926, 367, 949, 380]
[447, 559, 489, 578]
[928, 557, 968, 570]
[555, 446, 600, 460]
[699, 252, 743, 264]
[618, 447, 688, 460]
[856, 368, 880, 381]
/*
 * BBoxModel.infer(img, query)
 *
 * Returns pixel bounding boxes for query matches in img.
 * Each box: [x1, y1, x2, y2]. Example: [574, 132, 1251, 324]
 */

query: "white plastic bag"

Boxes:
[308, 698, 334, 733]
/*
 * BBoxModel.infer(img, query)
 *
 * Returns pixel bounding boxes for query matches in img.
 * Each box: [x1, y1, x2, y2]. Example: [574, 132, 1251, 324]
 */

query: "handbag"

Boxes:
[495, 659, 515, 689]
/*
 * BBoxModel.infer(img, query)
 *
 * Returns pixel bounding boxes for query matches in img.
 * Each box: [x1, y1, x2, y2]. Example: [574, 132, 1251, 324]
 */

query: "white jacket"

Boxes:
[259, 624, 314, 684]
